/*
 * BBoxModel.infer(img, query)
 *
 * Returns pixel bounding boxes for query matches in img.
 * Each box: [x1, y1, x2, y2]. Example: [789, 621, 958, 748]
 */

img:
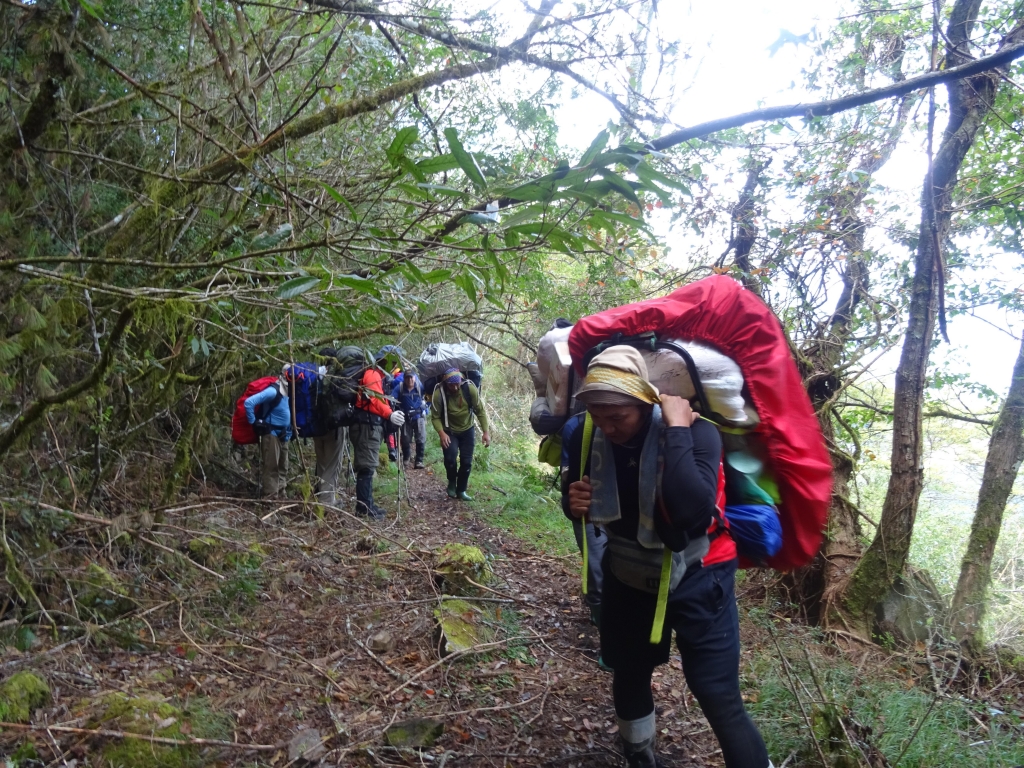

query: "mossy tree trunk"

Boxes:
[950, 336, 1024, 652]
[841, 4, 1024, 633]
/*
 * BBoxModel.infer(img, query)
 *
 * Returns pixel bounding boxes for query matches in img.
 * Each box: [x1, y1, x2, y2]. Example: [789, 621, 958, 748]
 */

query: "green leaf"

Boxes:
[634, 160, 690, 194]
[455, 272, 478, 305]
[463, 212, 497, 226]
[395, 183, 435, 202]
[397, 156, 426, 183]
[596, 169, 640, 206]
[416, 154, 460, 174]
[252, 223, 293, 250]
[320, 183, 357, 218]
[276, 276, 321, 299]
[335, 274, 379, 294]
[423, 269, 452, 284]
[580, 130, 610, 166]
[444, 127, 486, 192]
[386, 126, 419, 167]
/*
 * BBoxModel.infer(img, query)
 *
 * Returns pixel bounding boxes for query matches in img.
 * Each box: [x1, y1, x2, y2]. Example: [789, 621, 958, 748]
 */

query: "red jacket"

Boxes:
[356, 369, 393, 419]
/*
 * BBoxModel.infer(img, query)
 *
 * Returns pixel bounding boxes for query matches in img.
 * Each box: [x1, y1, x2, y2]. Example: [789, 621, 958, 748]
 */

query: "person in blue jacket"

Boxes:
[392, 371, 428, 469]
[244, 370, 293, 498]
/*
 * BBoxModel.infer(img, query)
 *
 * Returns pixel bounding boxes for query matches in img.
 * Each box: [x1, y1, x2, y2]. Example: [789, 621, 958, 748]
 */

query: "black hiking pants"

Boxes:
[442, 427, 475, 493]
[605, 559, 769, 768]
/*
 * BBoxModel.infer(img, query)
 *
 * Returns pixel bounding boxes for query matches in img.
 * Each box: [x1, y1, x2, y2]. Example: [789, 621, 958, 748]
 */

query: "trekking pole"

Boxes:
[395, 433, 403, 522]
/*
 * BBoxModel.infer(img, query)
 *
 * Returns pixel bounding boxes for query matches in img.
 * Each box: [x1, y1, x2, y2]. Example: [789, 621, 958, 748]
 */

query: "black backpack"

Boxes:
[317, 346, 370, 429]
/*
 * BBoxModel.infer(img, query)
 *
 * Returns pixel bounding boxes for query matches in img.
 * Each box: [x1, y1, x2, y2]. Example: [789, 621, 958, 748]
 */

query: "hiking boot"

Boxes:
[388, 451, 398, 462]
[457, 491, 473, 502]
[447, 484, 457, 498]
[622, 741, 666, 768]
[414, 460, 425, 469]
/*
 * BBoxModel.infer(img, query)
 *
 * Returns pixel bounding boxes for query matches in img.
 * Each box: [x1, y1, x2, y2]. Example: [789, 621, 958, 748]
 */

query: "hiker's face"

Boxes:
[445, 381, 460, 393]
[405, 377, 415, 390]
[587, 403, 650, 445]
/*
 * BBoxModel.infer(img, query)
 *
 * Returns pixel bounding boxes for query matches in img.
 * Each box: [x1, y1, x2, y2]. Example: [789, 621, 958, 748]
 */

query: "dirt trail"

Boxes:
[0, 465, 725, 767]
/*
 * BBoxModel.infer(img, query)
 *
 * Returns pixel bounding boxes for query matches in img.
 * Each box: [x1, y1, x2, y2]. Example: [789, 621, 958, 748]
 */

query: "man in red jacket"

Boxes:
[350, 360, 405, 520]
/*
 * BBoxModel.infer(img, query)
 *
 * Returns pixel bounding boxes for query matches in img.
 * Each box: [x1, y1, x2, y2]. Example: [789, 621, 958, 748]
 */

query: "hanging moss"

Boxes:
[0, 671, 51, 723]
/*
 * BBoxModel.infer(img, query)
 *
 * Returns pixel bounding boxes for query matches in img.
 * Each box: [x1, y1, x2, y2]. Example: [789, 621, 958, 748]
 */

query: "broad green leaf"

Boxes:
[596, 169, 641, 206]
[397, 156, 426, 183]
[444, 127, 486, 192]
[580, 130, 610, 166]
[423, 268, 452, 284]
[320, 183, 357, 218]
[455, 272, 478, 305]
[416, 154, 460, 174]
[276, 275, 321, 299]
[335, 275, 378, 294]
[395, 182, 435, 201]
[387, 126, 419, 167]
[634, 161, 691, 193]
[252, 223, 293, 250]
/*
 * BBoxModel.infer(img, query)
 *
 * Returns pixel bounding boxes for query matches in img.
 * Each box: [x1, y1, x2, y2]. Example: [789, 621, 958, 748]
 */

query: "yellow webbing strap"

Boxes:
[580, 413, 594, 595]
[650, 547, 673, 644]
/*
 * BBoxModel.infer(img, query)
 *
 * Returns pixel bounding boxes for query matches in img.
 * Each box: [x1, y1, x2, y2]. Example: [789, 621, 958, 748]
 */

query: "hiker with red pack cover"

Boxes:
[242, 367, 293, 499]
[562, 346, 771, 768]
[563, 275, 831, 768]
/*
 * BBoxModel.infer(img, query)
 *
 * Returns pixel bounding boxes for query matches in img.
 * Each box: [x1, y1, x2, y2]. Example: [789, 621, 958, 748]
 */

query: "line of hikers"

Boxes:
[233, 346, 489, 519]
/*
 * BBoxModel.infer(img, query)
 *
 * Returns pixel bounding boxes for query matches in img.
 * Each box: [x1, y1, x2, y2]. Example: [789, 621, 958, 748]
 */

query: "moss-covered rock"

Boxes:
[75, 562, 135, 621]
[383, 717, 444, 748]
[433, 597, 496, 656]
[226, 543, 266, 570]
[434, 543, 491, 595]
[81, 692, 232, 768]
[186, 536, 222, 567]
[0, 671, 50, 722]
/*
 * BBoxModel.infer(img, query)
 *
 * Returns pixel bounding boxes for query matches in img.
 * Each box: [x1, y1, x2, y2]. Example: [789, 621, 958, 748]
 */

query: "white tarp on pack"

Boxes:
[537, 326, 752, 425]
[536, 326, 575, 417]
[417, 342, 484, 380]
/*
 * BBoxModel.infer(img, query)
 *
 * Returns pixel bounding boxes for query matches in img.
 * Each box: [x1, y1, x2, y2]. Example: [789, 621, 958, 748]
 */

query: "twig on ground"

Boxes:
[0, 722, 280, 751]
[138, 535, 226, 580]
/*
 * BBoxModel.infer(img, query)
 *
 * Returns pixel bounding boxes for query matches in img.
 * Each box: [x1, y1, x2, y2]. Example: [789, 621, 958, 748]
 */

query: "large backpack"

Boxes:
[231, 376, 282, 445]
[285, 362, 326, 439]
[317, 346, 370, 429]
[417, 342, 484, 402]
[569, 275, 832, 573]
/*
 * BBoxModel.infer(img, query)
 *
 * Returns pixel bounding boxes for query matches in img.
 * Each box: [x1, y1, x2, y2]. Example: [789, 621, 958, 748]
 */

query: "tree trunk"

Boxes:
[950, 336, 1024, 652]
[841, 4, 1024, 631]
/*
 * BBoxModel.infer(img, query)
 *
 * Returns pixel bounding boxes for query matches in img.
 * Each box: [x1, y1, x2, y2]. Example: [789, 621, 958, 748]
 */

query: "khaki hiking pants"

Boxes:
[260, 433, 289, 498]
[313, 427, 346, 505]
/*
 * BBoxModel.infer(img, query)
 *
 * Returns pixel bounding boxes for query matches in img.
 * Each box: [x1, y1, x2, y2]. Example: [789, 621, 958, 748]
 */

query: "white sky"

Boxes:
[539, 0, 1024, 399]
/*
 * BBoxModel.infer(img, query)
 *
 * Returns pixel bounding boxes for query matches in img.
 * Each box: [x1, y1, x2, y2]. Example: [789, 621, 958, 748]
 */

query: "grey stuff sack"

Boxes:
[416, 342, 483, 381]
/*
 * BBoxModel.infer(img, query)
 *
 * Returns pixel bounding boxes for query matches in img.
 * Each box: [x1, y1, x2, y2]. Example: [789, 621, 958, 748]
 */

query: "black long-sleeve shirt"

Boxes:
[561, 415, 722, 552]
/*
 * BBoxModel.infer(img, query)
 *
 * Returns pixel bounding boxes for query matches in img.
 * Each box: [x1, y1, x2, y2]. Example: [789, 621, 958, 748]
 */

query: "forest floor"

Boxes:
[0, 460, 731, 768]
[5, 453, 1024, 767]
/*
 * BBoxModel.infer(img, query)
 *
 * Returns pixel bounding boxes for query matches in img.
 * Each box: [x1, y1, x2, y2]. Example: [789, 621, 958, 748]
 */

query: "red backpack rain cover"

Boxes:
[568, 275, 832, 571]
[231, 376, 280, 445]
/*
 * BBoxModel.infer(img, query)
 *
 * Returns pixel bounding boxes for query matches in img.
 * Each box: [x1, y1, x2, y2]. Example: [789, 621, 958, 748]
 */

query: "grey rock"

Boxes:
[368, 630, 395, 653]
[288, 728, 326, 762]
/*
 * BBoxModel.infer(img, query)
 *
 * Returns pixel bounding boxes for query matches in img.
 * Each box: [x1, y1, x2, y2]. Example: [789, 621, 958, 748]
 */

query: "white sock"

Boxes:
[617, 711, 656, 747]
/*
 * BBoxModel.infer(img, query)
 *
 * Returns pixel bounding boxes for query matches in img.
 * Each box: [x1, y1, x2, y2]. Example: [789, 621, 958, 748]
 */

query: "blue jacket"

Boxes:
[244, 382, 293, 441]
[392, 375, 428, 419]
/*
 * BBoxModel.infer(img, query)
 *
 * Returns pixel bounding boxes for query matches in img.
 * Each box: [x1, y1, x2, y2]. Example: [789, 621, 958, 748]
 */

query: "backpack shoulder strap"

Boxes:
[579, 412, 594, 482]
[578, 411, 594, 597]
[461, 381, 475, 409]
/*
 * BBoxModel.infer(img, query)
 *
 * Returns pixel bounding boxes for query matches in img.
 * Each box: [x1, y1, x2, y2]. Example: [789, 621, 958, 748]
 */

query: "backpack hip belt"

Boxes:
[604, 531, 708, 596]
